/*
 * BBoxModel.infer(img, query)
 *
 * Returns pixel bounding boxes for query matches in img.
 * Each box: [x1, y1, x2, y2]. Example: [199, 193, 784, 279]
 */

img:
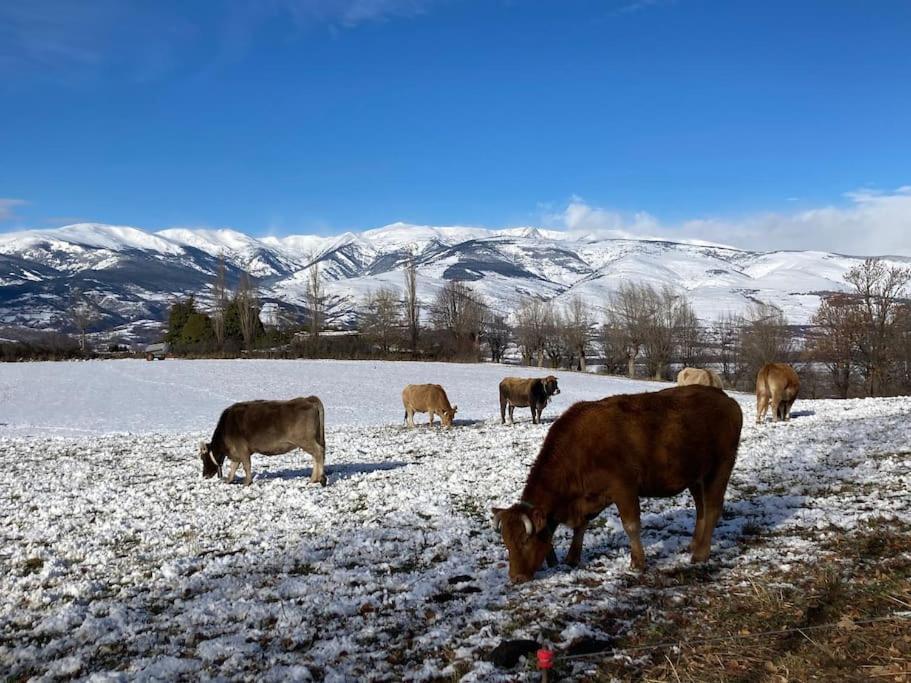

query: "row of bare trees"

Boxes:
[808, 259, 911, 397]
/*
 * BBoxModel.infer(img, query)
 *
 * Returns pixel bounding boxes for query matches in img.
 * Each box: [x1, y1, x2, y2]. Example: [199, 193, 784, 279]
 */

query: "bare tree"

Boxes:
[514, 298, 549, 367]
[404, 254, 420, 358]
[306, 259, 323, 344]
[431, 280, 485, 358]
[482, 311, 511, 363]
[360, 287, 401, 356]
[211, 255, 229, 352]
[894, 302, 911, 392]
[542, 303, 564, 369]
[739, 301, 793, 375]
[561, 296, 593, 371]
[606, 282, 651, 378]
[639, 285, 695, 380]
[68, 287, 98, 352]
[599, 322, 629, 374]
[843, 258, 911, 395]
[674, 300, 705, 369]
[808, 293, 860, 398]
[235, 271, 259, 352]
[713, 312, 748, 389]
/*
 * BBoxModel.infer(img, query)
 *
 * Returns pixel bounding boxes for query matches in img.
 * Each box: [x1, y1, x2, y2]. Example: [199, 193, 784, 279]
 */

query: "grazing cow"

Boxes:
[199, 397, 326, 486]
[402, 384, 458, 428]
[492, 385, 743, 583]
[676, 367, 724, 390]
[499, 376, 561, 424]
[755, 362, 800, 423]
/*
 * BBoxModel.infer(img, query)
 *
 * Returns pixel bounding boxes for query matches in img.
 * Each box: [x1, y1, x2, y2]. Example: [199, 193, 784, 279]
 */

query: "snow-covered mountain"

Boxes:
[1, 222, 905, 341]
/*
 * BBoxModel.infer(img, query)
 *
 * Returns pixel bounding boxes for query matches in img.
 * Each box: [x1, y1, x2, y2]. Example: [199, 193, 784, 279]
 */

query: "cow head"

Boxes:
[199, 441, 223, 479]
[544, 376, 560, 397]
[491, 504, 551, 583]
[442, 405, 458, 428]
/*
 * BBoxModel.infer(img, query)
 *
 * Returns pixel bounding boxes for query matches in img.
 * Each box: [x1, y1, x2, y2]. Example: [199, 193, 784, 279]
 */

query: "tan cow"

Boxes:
[676, 367, 724, 389]
[755, 363, 800, 423]
[499, 376, 560, 424]
[402, 384, 458, 428]
[199, 397, 326, 486]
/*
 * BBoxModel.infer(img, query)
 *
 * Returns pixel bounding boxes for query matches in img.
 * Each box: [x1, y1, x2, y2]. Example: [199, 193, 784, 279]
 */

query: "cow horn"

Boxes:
[492, 511, 502, 531]
[521, 513, 534, 537]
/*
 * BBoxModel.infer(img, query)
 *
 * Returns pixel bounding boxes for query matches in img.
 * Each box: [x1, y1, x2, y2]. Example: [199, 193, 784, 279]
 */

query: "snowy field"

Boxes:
[1, 360, 910, 680]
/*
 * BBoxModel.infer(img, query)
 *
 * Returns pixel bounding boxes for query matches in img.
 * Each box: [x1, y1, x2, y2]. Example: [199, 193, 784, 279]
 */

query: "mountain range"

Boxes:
[1, 222, 905, 342]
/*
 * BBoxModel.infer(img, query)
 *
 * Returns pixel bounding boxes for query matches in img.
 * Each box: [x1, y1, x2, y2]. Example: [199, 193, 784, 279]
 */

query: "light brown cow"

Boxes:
[755, 362, 800, 423]
[199, 397, 326, 486]
[499, 376, 560, 424]
[492, 385, 743, 583]
[402, 384, 458, 428]
[676, 367, 724, 389]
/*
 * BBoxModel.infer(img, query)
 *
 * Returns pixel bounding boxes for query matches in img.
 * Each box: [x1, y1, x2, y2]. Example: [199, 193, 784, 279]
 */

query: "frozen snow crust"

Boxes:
[1, 360, 910, 680]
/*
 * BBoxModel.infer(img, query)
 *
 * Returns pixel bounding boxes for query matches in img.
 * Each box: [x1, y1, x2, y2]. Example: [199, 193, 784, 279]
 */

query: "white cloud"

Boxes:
[548, 188, 911, 256]
[0, 198, 27, 222]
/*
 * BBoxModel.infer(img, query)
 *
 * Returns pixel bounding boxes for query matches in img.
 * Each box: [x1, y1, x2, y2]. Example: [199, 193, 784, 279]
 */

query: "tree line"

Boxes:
[42, 254, 911, 399]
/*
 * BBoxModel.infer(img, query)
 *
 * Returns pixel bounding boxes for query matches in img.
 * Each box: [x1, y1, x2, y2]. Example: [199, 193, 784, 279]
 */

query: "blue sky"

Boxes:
[1, 0, 910, 253]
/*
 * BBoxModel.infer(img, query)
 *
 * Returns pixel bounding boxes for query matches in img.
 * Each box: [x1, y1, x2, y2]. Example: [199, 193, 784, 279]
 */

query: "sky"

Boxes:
[1, 0, 910, 255]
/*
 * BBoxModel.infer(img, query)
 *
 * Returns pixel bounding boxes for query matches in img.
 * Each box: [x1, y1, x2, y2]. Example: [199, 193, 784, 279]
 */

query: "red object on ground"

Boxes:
[537, 648, 554, 670]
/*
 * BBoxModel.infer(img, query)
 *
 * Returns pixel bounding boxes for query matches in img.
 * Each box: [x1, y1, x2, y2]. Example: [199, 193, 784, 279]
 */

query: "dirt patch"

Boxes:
[557, 519, 911, 682]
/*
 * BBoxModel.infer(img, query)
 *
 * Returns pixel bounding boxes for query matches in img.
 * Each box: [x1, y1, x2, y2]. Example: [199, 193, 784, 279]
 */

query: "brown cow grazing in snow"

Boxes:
[402, 384, 458, 428]
[755, 362, 800, 424]
[199, 397, 326, 486]
[499, 376, 561, 424]
[492, 385, 743, 583]
[676, 367, 724, 390]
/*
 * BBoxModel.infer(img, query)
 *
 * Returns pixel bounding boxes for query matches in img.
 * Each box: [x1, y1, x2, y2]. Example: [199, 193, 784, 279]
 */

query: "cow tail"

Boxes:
[317, 398, 326, 451]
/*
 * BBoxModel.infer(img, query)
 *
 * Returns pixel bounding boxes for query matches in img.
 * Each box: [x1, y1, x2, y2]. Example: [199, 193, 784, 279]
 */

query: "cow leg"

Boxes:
[296, 443, 326, 486]
[241, 455, 254, 486]
[531, 405, 537, 425]
[615, 495, 645, 570]
[406, 408, 415, 428]
[500, 395, 507, 424]
[756, 393, 768, 424]
[428, 412, 435, 427]
[224, 459, 240, 484]
[508, 404, 515, 425]
[565, 521, 589, 567]
[770, 390, 784, 422]
[688, 482, 706, 552]
[546, 547, 558, 568]
[691, 462, 734, 563]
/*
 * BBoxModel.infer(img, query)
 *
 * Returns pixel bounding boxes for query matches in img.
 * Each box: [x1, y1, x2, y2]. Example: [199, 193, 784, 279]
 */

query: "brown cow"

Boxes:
[199, 397, 326, 486]
[676, 367, 723, 389]
[499, 376, 560, 424]
[755, 362, 800, 423]
[402, 384, 458, 428]
[492, 385, 743, 583]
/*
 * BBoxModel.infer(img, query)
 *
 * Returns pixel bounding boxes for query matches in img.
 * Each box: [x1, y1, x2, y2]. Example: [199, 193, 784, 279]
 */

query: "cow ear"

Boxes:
[530, 508, 547, 533]
[452, 405, 458, 413]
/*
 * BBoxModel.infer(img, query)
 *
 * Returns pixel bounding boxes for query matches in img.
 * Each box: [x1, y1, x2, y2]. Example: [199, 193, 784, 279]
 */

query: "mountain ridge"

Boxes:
[1, 222, 905, 341]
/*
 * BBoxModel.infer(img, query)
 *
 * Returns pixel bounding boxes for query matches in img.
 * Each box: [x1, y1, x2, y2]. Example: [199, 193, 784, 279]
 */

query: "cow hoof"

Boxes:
[316, 475, 328, 487]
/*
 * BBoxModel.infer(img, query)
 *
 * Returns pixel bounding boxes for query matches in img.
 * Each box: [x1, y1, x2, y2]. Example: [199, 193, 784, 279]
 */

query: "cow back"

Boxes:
[757, 363, 800, 400]
[500, 377, 542, 408]
[526, 385, 743, 500]
[403, 384, 453, 413]
[215, 397, 324, 455]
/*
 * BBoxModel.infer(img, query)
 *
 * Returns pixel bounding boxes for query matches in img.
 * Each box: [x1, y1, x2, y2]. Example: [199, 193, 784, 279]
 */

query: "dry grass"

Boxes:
[561, 520, 911, 682]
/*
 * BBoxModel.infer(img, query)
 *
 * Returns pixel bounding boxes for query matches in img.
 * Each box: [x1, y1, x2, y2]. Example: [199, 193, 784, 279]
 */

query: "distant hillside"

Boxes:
[2, 222, 905, 342]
